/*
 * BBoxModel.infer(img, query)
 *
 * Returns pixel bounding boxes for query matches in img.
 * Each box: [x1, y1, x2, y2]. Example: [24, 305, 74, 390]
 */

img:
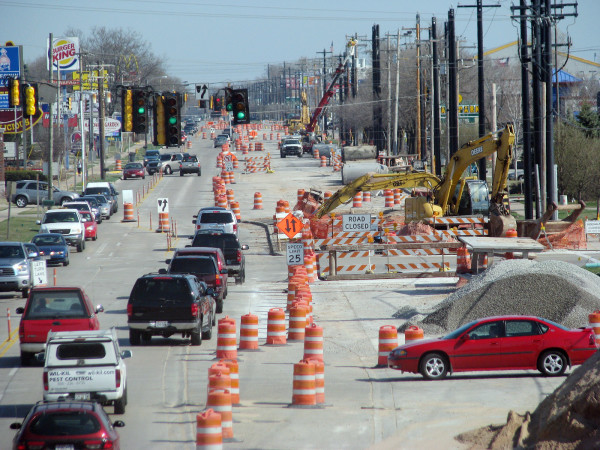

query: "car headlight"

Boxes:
[390, 349, 407, 358]
[14, 262, 29, 274]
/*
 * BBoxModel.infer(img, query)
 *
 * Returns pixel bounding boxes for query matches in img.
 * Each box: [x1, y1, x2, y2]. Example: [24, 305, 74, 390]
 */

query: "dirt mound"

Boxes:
[402, 259, 600, 334]
[456, 351, 600, 449]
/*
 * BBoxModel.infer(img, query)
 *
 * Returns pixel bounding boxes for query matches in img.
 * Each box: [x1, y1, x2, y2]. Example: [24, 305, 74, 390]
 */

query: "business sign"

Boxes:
[0, 108, 43, 134]
[0, 90, 8, 108]
[83, 117, 121, 135]
[0, 46, 21, 87]
[72, 70, 109, 91]
[342, 214, 372, 232]
[48, 37, 80, 71]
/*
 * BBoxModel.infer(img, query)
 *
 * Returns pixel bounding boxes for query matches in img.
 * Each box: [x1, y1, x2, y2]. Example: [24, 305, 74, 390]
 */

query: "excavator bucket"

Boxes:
[516, 200, 586, 246]
[489, 214, 517, 237]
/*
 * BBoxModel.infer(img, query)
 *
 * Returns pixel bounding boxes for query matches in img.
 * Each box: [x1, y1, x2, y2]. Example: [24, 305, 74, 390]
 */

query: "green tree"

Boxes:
[575, 102, 600, 138]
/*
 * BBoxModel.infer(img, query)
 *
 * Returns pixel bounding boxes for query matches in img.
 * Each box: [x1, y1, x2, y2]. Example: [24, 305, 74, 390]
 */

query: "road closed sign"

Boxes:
[342, 214, 371, 232]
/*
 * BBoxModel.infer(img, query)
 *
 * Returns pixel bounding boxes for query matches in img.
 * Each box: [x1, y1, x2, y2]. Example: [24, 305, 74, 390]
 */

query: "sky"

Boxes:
[2, 0, 599, 88]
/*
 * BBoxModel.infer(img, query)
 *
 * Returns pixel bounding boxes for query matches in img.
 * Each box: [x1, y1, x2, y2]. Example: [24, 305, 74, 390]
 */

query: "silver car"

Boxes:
[11, 180, 79, 208]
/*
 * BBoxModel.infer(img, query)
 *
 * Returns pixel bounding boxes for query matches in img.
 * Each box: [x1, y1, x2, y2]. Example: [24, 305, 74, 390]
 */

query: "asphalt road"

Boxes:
[0, 129, 573, 449]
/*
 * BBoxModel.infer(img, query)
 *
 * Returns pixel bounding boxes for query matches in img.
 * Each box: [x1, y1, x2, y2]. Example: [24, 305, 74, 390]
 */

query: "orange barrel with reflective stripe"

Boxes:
[404, 325, 424, 342]
[378, 325, 398, 366]
[303, 323, 323, 362]
[239, 313, 258, 350]
[292, 360, 316, 406]
[307, 358, 325, 404]
[219, 359, 240, 405]
[206, 390, 233, 439]
[216, 319, 237, 360]
[196, 409, 222, 449]
[266, 308, 287, 345]
[588, 311, 600, 347]
[288, 305, 308, 341]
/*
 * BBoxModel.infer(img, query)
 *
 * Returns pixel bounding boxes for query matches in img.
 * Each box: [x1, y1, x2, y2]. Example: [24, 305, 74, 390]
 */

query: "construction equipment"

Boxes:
[313, 124, 517, 236]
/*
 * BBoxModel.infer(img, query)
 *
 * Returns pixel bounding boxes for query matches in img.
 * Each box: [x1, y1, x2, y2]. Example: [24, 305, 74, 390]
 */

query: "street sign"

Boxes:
[31, 260, 47, 286]
[342, 214, 372, 232]
[223, 154, 233, 171]
[286, 242, 304, 265]
[0, 46, 21, 87]
[276, 213, 303, 239]
[157, 198, 169, 214]
[585, 220, 600, 235]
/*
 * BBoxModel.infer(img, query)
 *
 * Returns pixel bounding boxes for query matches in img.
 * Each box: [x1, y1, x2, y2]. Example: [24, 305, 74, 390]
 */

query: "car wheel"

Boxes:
[165, 166, 172, 175]
[21, 288, 29, 299]
[280, 152, 286, 158]
[224, 287, 228, 299]
[202, 314, 213, 340]
[180, 171, 184, 177]
[143, 175, 146, 179]
[142, 333, 152, 343]
[20, 351, 32, 366]
[216, 299, 223, 314]
[419, 352, 449, 380]
[538, 350, 567, 376]
[197, 170, 201, 176]
[63, 258, 69, 267]
[123, 176, 127, 180]
[190, 323, 202, 346]
[129, 329, 141, 346]
[235, 276, 242, 285]
[77, 240, 84, 252]
[114, 387, 127, 414]
[92, 233, 97, 241]
[15, 195, 28, 208]
[298, 153, 303, 158]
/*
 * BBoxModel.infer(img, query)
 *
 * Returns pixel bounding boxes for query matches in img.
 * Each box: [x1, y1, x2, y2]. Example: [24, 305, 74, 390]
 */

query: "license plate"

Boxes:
[74, 393, 90, 400]
[55, 446, 75, 450]
[154, 321, 169, 328]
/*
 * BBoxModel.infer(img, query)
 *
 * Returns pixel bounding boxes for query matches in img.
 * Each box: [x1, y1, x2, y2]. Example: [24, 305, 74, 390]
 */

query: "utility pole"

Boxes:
[316, 48, 333, 134]
[447, 9, 459, 157]
[458, 0, 500, 182]
[432, 17, 442, 176]
[98, 62, 106, 180]
[416, 14, 422, 159]
[372, 24, 384, 153]
[393, 28, 401, 155]
[48, 33, 54, 200]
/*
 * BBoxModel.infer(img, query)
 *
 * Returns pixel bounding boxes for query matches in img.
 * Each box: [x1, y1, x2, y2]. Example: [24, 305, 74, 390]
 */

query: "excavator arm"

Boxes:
[434, 124, 515, 215]
[314, 171, 441, 219]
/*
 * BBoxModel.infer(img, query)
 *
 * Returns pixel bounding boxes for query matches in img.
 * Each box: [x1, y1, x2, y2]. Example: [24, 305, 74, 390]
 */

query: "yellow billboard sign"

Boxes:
[72, 70, 109, 91]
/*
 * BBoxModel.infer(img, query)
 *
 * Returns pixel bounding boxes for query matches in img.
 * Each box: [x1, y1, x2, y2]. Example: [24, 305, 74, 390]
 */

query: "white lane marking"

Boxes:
[8, 367, 17, 377]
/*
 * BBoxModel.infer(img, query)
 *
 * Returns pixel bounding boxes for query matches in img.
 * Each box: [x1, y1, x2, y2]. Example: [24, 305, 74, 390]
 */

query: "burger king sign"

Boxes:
[47, 37, 80, 71]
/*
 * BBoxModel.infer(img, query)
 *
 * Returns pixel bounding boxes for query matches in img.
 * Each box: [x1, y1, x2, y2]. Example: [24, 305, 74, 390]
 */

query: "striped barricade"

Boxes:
[425, 216, 489, 236]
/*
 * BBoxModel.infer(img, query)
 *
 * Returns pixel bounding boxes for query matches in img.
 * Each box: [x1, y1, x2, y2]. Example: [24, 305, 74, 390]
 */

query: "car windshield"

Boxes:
[32, 235, 65, 246]
[145, 151, 160, 157]
[25, 291, 87, 319]
[30, 411, 101, 436]
[183, 155, 198, 162]
[85, 187, 110, 196]
[80, 198, 98, 207]
[200, 213, 233, 224]
[160, 154, 172, 162]
[43, 212, 79, 223]
[63, 204, 88, 212]
[130, 278, 192, 304]
[125, 163, 142, 169]
[170, 258, 216, 275]
[442, 320, 479, 340]
[0, 245, 24, 259]
[192, 234, 238, 250]
[92, 195, 109, 204]
[285, 139, 301, 145]
[217, 136, 228, 141]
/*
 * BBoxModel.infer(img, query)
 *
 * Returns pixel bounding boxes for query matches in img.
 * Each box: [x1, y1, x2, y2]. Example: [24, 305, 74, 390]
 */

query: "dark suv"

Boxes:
[127, 274, 215, 346]
[162, 255, 228, 313]
[190, 232, 248, 285]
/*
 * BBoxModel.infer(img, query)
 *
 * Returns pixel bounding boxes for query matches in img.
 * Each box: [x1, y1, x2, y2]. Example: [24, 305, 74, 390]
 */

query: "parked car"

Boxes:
[11, 180, 79, 208]
[189, 231, 248, 284]
[280, 137, 303, 158]
[127, 273, 215, 346]
[10, 401, 125, 450]
[387, 316, 598, 379]
[179, 154, 201, 176]
[213, 134, 229, 148]
[192, 206, 238, 235]
[31, 233, 70, 266]
[84, 182, 118, 214]
[0, 242, 37, 298]
[15, 286, 103, 365]
[80, 195, 109, 220]
[162, 255, 227, 313]
[162, 152, 190, 175]
[123, 162, 145, 180]
[41, 328, 131, 414]
[80, 211, 98, 241]
[37, 209, 86, 252]
[143, 149, 160, 167]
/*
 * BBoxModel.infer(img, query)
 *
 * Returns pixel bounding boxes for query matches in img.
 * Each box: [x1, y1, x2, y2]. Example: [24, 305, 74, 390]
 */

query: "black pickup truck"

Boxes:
[190, 232, 249, 285]
[127, 274, 216, 346]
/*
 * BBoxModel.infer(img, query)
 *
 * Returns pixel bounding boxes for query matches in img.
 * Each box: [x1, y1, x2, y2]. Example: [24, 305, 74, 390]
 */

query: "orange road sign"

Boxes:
[276, 213, 303, 239]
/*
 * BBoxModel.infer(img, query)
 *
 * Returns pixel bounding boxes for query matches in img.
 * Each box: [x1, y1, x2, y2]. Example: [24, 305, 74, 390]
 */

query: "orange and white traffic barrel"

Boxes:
[253, 192, 263, 210]
[353, 192, 363, 208]
[404, 325, 424, 343]
[393, 188, 402, 205]
[363, 192, 371, 203]
[378, 325, 398, 366]
[456, 246, 471, 274]
[196, 409, 222, 449]
[266, 308, 286, 345]
[288, 305, 308, 341]
[589, 311, 600, 347]
[320, 156, 327, 167]
[206, 390, 233, 439]
[219, 359, 240, 405]
[156, 212, 170, 233]
[292, 360, 316, 406]
[216, 319, 237, 360]
[239, 313, 258, 350]
[217, 194, 228, 209]
[208, 371, 231, 395]
[384, 189, 394, 208]
[230, 201, 241, 222]
[307, 358, 325, 404]
[303, 323, 323, 362]
[122, 202, 135, 222]
[297, 188, 305, 204]
[226, 189, 235, 204]
[324, 191, 332, 201]
[313, 148, 320, 159]
[505, 228, 518, 259]
[208, 362, 230, 380]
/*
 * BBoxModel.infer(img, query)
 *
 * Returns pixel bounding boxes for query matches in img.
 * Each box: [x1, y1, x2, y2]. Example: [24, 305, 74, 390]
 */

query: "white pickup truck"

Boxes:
[40, 328, 132, 414]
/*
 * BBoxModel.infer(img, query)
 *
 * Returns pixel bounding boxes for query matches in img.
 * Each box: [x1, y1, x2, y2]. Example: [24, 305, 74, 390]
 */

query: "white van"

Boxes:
[84, 182, 119, 214]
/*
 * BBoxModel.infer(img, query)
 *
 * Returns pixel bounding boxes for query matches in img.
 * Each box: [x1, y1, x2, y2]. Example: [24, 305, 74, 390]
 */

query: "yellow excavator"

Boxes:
[314, 124, 517, 236]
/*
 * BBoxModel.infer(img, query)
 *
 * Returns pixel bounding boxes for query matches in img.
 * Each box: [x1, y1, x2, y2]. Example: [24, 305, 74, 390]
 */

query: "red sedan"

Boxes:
[122, 162, 145, 180]
[388, 316, 597, 379]
[10, 401, 124, 450]
[80, 211, 98, 241]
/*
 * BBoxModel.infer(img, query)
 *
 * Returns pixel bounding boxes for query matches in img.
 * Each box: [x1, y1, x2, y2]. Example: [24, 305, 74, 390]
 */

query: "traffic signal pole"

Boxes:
[98, 62, 106, 180]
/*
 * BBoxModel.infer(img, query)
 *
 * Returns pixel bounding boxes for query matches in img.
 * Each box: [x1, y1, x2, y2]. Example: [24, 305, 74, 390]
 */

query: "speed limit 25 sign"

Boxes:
[286, 243, 304, 265]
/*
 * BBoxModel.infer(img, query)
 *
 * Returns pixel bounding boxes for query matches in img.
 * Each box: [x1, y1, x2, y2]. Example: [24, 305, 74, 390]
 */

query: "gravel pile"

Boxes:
[404, 259, 600, 335]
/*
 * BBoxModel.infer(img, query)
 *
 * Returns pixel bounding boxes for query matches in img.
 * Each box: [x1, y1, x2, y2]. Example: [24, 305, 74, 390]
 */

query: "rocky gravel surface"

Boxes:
[401, 259, 600, 334]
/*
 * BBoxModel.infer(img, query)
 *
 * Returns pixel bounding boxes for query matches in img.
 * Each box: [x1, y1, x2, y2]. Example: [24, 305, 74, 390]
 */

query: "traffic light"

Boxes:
[231, 88, 250, 125]
[164, 92, 181, 147]
[24, 84, 38, 116]
[225, 89, 233, 112]
[8, 78, 20, 107]
[198, 100, 207, 108]
[153, 94, 166, 146]
[67, 96, 72, 111]
[132, 89, 147, 133]
[121, 89, 133, 132]
[213, 95, 222, 112]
